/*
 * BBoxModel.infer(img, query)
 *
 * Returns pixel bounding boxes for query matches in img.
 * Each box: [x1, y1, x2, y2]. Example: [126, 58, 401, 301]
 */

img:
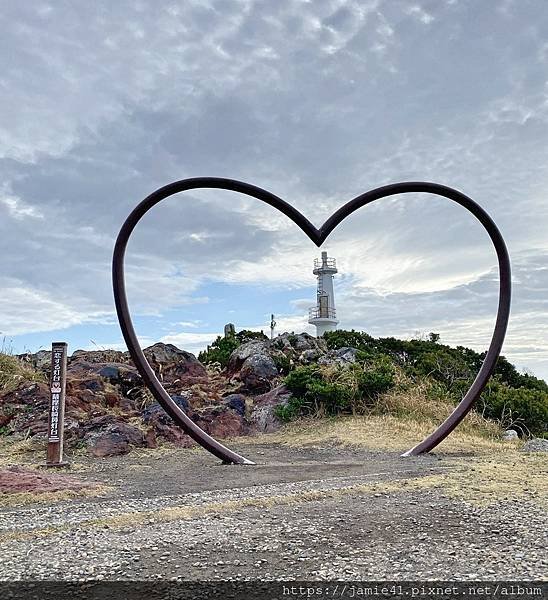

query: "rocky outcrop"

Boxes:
[271, 332, 327, 356]
[226, 332, 330, 394]
[239, 354, 278, 392]
[1, 336, 334, 457]
[2, 343, 218, 456]
[143, 343, 208, 385]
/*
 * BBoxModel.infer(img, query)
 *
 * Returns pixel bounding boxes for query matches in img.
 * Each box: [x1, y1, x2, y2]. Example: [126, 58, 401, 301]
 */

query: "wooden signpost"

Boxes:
[46, 342, 69, 467]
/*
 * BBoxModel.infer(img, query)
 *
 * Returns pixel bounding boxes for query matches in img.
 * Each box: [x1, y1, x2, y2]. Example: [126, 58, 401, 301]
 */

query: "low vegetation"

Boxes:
[279, 330, 548, 437]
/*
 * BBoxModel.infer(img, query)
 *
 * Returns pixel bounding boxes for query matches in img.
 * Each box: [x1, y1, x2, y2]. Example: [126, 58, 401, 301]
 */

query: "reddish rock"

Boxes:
[0, 412, 15, 428]
[153, 422, 196, 447]
[192, 405, 248, 439]
[206, 410, 247, 438]
[88, 433, 131, 457]
[145, 427, 158, 448]
[0, 466, 98, 494]
[1, 381, 50, 409]
[86, 421, 146, 457]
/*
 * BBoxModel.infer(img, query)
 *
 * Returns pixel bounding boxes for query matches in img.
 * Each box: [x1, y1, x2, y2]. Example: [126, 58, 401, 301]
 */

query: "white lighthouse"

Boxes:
[308, 251, 339, 337]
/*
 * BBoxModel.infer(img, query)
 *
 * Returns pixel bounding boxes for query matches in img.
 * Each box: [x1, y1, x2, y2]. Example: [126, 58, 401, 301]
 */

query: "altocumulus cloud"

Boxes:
[0, 0, 547, 380]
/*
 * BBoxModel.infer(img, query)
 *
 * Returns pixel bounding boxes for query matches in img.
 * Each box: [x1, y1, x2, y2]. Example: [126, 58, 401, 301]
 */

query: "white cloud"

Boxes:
[1, 0, 548, 381]
[0, 283, 111, 336]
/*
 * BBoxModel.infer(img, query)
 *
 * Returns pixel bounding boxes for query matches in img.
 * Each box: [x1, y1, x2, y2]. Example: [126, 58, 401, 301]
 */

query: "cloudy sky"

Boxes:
[1, 0, 547, 381]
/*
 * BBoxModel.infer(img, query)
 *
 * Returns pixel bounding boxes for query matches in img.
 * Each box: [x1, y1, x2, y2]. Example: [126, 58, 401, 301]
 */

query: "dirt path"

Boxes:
[0, 441, 546, 581]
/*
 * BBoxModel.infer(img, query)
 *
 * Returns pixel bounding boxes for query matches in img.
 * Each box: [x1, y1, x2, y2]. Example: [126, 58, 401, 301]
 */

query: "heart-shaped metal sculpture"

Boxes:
[112, 178, 511, 464]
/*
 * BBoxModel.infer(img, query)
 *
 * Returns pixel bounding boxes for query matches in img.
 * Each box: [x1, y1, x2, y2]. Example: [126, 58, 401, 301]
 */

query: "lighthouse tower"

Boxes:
[308, 251, 339, 337]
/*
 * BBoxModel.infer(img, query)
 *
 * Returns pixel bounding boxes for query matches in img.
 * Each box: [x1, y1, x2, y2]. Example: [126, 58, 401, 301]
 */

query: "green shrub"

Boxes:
[355, 357, 396, 400]
[198, 335, 240, 368]
[273, 353, 293, 376]
[323, 329, 375, 351]
[479, 380, 548, 436]
[280, 366, 351, 420]
[198, 329, 268, 369]
[280, 358, 396, 421]
[410, 349, 473, 392]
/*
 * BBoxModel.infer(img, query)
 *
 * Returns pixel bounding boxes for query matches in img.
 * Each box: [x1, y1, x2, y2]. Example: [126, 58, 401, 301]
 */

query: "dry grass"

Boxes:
[377, 377, 502, 438]
[249, 370, 509, 455]
[249, 413, 511, 455]
[0, 436, 44, 468]
[0, 352, 44, 394]
[446, 453, 548, 506]
[0, 484, 111, 508]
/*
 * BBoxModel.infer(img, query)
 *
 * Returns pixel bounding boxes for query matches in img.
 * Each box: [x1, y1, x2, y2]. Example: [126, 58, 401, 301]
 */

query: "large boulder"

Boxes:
[86, 421, 146, 457]
[143, 343, 207, 385]
[239, 354, 278, 393]
[193, 405, 249, 439]
[227, 341, 271, 374]
[227, 340, 282, 393]
[250, 385, 291, 433]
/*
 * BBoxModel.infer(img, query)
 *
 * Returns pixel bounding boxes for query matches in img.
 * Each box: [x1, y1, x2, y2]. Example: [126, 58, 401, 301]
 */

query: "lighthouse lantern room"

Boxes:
[308, 251, 339, 337]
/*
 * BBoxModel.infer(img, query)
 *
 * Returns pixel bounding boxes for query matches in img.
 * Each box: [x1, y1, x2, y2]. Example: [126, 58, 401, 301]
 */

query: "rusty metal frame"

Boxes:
[112, 178, 511, 463]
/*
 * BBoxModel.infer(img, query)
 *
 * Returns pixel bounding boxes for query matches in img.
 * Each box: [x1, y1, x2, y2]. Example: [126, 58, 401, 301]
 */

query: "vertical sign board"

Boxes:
[46, 342, 68, 467]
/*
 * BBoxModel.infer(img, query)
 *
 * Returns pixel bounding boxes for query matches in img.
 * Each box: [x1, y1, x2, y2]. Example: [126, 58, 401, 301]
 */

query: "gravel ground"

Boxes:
[0, 443, 546, 581]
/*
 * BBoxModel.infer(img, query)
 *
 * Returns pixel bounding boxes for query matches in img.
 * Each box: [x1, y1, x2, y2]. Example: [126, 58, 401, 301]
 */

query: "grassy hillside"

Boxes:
[277, 330, 548, 438]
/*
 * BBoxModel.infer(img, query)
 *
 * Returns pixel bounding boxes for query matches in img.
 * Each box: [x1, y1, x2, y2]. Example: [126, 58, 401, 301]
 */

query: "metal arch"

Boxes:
[112, 178, 511, 462]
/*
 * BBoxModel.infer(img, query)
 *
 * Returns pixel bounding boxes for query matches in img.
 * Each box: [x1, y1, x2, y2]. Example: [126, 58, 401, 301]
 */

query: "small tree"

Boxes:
[198, 335, 240, 368]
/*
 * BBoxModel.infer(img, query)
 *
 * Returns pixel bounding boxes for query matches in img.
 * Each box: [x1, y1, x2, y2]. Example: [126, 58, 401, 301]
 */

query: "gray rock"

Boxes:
[271, 332, 327, 354]
[318, 346, 359, 366]
[251, 385, 291, 432]
[227, 341, 271, 374]
[22, 349, 52, 372]
[521, 438, 548, 452]
[142, 393, 192, 424]
[239, 354, 278, 393]
[502, 429, 519, 441]
[299, 349, 323, 364]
